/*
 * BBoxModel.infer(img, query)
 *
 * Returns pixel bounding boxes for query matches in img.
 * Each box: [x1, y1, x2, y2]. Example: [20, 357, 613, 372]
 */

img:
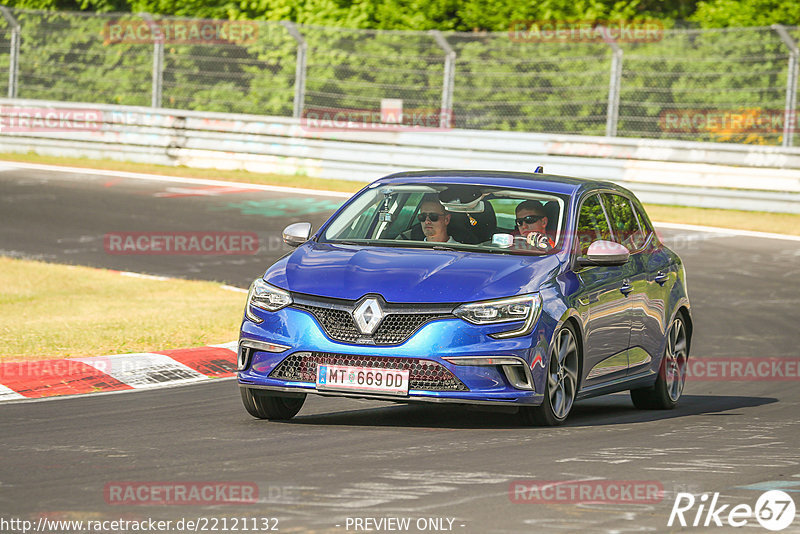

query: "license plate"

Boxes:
[316, 364, 410, 396]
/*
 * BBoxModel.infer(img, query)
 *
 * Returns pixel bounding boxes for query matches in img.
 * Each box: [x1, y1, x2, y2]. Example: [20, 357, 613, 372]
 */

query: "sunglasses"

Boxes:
[417, 212, 444, 222]
[515, 214, 545, 226]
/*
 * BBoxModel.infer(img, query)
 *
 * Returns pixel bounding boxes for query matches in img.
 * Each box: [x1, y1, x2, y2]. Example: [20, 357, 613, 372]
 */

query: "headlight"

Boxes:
[453, 293, 542, 338]
[245, 278, 292, 323]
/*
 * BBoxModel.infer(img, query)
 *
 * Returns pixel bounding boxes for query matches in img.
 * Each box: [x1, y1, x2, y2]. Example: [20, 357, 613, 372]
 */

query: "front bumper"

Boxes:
[237, 305, 549, 406]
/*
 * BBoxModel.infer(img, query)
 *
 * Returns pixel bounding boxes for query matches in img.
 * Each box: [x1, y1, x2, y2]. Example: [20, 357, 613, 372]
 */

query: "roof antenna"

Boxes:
[534, 166, 544, 174]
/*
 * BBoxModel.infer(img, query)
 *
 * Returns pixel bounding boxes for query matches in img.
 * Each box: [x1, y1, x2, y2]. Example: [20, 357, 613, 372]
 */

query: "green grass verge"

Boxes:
[0, 257, 245, 362]
[1, 151, 798, 236]
[644, 204, 800, 236]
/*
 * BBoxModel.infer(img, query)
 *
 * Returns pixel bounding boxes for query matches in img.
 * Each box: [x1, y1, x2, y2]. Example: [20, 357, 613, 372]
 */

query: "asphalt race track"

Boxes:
[1, 164, 799, 533]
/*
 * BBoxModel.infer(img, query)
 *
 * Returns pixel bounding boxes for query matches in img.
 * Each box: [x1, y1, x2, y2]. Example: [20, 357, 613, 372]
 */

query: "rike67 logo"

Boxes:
[669, 490, 796, 531]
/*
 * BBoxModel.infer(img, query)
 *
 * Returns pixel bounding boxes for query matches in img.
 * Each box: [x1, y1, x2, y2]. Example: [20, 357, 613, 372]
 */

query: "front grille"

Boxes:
[294, 305, 360, 343]
[293, 303, 449, 345]
[270, 352, 469, 391]
[374, 314, 444, 344]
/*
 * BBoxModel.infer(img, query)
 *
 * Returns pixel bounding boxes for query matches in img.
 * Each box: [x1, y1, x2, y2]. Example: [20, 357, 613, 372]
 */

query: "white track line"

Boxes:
[653, 221, 800, 242]
[0, 160, 352, 198]
[118, 271, 172, 281]
[2, 160, 798, 241]
[221, 284, 248, 293]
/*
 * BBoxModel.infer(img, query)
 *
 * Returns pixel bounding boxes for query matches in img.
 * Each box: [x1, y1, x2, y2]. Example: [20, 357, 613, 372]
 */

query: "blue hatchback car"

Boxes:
[238, 170, 692, 425]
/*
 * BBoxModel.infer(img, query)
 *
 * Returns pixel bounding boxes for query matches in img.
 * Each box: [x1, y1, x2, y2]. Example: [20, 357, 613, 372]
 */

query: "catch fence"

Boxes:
[0, 9, 799, 146]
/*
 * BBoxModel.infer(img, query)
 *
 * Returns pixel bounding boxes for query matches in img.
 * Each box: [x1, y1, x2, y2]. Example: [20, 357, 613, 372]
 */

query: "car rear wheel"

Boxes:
[240, 387, 306, 420]
[631, 315, 688, 410]
[521, 323, 579, 426]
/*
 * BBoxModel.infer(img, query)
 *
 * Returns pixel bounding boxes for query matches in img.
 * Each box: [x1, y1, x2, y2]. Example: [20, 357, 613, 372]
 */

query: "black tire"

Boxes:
[520, 323, 580, 426]
[240, 387, 306, 420]
[631, 314, 689, 410]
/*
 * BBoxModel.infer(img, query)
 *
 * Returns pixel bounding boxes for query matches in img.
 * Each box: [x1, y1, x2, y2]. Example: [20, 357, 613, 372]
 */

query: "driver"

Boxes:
[418, 197, 458, 243]
[515, 200, 554, 249]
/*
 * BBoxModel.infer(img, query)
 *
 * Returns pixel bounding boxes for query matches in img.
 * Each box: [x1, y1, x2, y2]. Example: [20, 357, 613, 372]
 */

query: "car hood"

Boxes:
[263, 241, 563, 303]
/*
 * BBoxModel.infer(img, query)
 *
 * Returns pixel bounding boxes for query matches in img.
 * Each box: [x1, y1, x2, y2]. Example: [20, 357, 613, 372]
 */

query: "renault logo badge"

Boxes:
[353, 297, 385, 335]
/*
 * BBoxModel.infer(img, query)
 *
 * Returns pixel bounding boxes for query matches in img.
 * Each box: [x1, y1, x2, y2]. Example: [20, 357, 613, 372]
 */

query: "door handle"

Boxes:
[654, 271, 668, 285]
[620, 282, 633, 295]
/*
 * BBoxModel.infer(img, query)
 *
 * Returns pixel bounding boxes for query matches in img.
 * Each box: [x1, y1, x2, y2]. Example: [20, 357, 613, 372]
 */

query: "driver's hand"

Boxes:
[525, 232, 551, 250]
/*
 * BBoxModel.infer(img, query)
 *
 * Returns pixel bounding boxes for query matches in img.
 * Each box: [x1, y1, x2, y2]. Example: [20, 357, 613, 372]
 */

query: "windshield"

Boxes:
[320, 183, 567, 255]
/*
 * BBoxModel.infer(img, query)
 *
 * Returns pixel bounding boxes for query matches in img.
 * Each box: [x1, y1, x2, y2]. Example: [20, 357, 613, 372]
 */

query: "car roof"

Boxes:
[374, 170, 632, 198]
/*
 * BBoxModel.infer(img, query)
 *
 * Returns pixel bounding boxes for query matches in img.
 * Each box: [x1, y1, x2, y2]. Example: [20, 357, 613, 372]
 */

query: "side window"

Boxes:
[632, 202, 654, 243]
[603, 194, 645, 251]
[576, 194, 612, 256]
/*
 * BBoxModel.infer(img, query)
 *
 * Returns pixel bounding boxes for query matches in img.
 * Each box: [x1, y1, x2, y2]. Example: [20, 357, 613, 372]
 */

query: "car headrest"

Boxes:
[447, 203, 496, 244]
[543, 200, 559, 234]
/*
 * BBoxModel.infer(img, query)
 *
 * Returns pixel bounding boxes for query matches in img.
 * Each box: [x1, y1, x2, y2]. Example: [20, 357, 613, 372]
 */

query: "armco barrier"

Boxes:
[1, 99, 799, 213]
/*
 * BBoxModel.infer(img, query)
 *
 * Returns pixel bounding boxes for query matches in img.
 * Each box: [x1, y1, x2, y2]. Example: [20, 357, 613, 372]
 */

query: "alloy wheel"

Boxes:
[664, 317, 688, 402]
[548, 327, 579, 420]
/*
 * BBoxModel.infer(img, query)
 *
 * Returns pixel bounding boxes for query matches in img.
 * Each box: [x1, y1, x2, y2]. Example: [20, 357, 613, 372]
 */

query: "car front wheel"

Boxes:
[521, 323, 579, 426]
[631, 314, 688, 410]
[240, 387, 306, 420]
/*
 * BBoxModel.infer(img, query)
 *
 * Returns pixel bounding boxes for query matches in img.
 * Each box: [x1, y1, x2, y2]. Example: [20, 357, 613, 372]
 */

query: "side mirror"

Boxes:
[577, 240, 629, 267]
[282, 222, 312, 247]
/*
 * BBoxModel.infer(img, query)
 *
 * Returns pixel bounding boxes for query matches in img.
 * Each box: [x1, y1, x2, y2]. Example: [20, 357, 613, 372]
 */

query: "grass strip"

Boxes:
[0, 257, 244, 361]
